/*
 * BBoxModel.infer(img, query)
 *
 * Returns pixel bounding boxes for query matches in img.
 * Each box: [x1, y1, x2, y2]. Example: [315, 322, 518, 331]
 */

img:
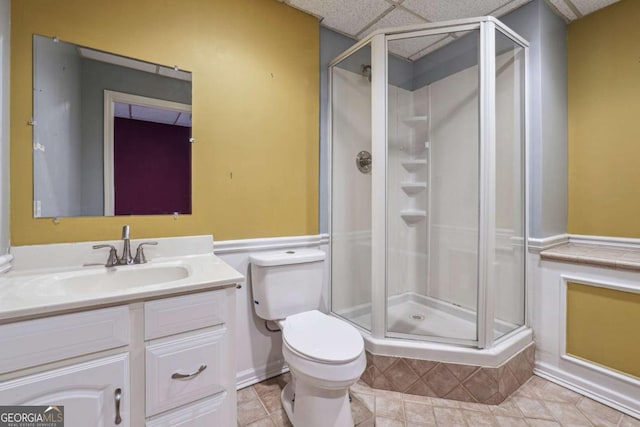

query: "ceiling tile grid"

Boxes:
[359, 6, 427, 38]
[546, 0, 579, 19]
[281, 0, 622, 60]
[571, 0, 620, 16]
[489, 0, 534, 17]
[401, 0, 513, 22]
[286, 0, 392, 38]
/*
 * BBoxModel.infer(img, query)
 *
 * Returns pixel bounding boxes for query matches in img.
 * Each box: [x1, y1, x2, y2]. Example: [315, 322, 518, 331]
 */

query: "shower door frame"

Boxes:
[328, 17, 530, 350]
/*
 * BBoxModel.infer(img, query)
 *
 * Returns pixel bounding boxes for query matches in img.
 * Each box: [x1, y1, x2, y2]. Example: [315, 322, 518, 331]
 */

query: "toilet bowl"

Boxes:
[249, 250, 366, 427]
[278, 310, 366, 427]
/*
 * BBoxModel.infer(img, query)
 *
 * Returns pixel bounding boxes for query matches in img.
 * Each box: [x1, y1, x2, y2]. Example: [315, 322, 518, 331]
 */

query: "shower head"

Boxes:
[362, 64, 371, 82]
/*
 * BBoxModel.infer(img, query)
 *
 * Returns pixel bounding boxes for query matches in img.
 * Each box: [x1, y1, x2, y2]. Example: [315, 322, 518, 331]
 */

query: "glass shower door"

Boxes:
[330, 44, 373, 331]
[385, 29, 481, 345]
[493, 30, 526, 341]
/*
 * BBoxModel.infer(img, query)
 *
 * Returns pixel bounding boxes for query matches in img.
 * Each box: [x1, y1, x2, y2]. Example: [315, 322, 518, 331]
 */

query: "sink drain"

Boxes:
[411, 314, 425, 321]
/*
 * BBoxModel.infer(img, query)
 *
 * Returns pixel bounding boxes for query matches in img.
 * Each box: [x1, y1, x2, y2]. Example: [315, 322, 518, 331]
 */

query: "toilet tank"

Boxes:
[249, 249, 326, 321]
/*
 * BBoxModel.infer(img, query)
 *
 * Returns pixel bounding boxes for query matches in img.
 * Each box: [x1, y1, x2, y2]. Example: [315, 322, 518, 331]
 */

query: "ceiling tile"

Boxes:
[287, 0, 392, 37]
[402, 0, 512, 22]
[490, 0, 533, 17]
[131, 105, 180, 126]
[114, 102, 130, 119]
[285, 0, 620, 45]
[175, 112, 193, 128]
[546, 0, 578, 20]
[358, 7, 427, 38]
[572, 0, 619, 16]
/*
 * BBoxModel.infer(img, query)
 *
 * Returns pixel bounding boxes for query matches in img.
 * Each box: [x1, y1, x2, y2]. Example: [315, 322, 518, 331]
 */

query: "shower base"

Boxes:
[333, 292, 534, 403]
[342, 292, 517, 341]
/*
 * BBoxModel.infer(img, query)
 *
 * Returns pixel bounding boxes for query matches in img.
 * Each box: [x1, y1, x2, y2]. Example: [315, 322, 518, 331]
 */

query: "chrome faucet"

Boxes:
[92, 244, 119, 267]
[120, 225, 133, 265]
[134, 241, 158, 264]
[92, 225, 158, 267]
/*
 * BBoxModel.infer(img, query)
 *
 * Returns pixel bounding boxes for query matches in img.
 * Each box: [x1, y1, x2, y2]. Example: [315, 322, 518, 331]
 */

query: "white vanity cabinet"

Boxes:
[144, 288, 236, 425]
[0, 354, 130, 426]
[0, 286, 237, 427]
[0, 306, 131, 426]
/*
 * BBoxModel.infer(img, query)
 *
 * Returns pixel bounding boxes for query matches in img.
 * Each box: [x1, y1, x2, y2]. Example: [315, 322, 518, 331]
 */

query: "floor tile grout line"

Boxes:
[541, 395, 599, 427]
[238, 386, 272, 427]
[253, 387, 275, 426]
[242, 373, 635, 427]
[575, 394, 624, 427]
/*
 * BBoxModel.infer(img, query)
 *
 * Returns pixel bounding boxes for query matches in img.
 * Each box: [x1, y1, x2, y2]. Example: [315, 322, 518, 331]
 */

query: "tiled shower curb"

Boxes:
[361, 343, 535, 404]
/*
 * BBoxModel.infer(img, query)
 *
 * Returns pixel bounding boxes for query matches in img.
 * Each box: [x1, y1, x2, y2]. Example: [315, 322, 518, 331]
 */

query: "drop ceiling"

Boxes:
[114, 103, 192, 128]
[281, 0, 621, 60]
[546, 0, 619, 20]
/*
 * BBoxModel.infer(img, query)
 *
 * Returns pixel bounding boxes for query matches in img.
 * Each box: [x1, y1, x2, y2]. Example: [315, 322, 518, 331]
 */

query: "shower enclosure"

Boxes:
[330, 17, 529, 358]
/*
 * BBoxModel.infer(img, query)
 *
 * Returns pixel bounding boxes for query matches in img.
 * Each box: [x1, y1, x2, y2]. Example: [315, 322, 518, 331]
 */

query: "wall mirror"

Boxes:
[32, 34, 193, 218]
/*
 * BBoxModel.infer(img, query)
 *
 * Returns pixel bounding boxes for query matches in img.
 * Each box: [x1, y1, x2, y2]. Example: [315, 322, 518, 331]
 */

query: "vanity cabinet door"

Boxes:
[0, 354, 129, 427]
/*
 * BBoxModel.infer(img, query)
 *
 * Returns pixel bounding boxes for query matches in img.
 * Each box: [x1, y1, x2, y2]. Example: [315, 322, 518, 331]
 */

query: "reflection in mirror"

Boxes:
[105, 91, 191, 216]
[32, 35, 192, 218]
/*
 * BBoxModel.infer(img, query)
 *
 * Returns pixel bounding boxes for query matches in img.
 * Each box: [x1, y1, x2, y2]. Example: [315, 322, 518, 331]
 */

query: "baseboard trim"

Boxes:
[534, 361, 640, 420]
[236, 361, 290, 390]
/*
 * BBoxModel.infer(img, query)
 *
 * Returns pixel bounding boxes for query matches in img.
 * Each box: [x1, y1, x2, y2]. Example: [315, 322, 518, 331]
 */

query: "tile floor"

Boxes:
[237, 373, 640, 427]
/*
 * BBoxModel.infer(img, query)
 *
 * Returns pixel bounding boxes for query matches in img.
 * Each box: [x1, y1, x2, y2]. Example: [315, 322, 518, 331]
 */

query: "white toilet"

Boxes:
[250, 249, 366, 427]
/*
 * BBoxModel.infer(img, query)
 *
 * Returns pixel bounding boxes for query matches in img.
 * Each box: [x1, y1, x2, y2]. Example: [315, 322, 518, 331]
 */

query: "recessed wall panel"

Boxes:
[566, 282, 640, 379]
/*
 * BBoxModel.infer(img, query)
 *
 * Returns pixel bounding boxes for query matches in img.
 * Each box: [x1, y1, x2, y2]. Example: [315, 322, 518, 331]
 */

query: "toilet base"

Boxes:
[280, 375, 354, 427]
[280, 382, 295, 423]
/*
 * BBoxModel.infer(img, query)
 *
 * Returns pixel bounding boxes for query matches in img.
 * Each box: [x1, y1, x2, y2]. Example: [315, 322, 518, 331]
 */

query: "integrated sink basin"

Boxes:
[0, 235, 245, 322]
[14, 264, 191, 298]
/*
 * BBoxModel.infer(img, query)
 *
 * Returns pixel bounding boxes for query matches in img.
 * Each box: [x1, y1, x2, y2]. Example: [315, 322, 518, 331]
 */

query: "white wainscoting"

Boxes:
[529, 236, 640, 418]
[214, 234, 329, 389]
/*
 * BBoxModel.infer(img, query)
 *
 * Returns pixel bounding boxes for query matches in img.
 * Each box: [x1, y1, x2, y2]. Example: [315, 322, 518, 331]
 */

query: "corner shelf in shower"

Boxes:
[402, 116, 428, 127]
[400, 209, 427, 225]
[401, 159, 427, 173]
[400, 181, 427, 196]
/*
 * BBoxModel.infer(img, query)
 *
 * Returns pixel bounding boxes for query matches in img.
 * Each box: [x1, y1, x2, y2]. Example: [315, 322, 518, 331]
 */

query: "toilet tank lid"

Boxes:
[249, 249, 326, 267]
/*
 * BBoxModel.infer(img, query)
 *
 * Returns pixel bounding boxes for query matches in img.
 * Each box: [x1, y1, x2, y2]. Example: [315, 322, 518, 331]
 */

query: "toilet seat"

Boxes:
[281, 310, 364, 364]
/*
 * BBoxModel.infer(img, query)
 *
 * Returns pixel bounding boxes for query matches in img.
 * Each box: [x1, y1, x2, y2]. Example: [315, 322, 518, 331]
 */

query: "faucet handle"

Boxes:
[134, 241, 158, 264]
[92, 244, 119, 267]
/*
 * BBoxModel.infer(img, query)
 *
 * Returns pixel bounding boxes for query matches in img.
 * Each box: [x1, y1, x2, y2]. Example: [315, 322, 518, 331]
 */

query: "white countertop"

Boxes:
[0, 235, 244, 323]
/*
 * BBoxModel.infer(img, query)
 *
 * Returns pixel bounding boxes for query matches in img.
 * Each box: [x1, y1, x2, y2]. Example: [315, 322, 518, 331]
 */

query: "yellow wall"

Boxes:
[566, 282, 640, 379]
[567, 0, 640, 237]
[10, 0, 319, 245]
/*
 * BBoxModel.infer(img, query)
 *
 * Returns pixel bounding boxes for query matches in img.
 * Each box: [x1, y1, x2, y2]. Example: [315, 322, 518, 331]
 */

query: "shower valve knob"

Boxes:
[356, 151, 372, 174]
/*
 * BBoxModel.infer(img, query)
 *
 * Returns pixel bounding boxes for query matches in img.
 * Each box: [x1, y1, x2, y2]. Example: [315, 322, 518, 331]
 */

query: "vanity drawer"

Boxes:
[0, 306, 130, 374]
[144, 289, 228, 340]
[145, 328, 227, 417]
[146, 392, 231, 426]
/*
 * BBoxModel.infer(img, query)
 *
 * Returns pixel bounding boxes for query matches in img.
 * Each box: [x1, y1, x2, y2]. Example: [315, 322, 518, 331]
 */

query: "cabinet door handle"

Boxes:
[114, 388, 122, 425]
[171, 364, 207, 380]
